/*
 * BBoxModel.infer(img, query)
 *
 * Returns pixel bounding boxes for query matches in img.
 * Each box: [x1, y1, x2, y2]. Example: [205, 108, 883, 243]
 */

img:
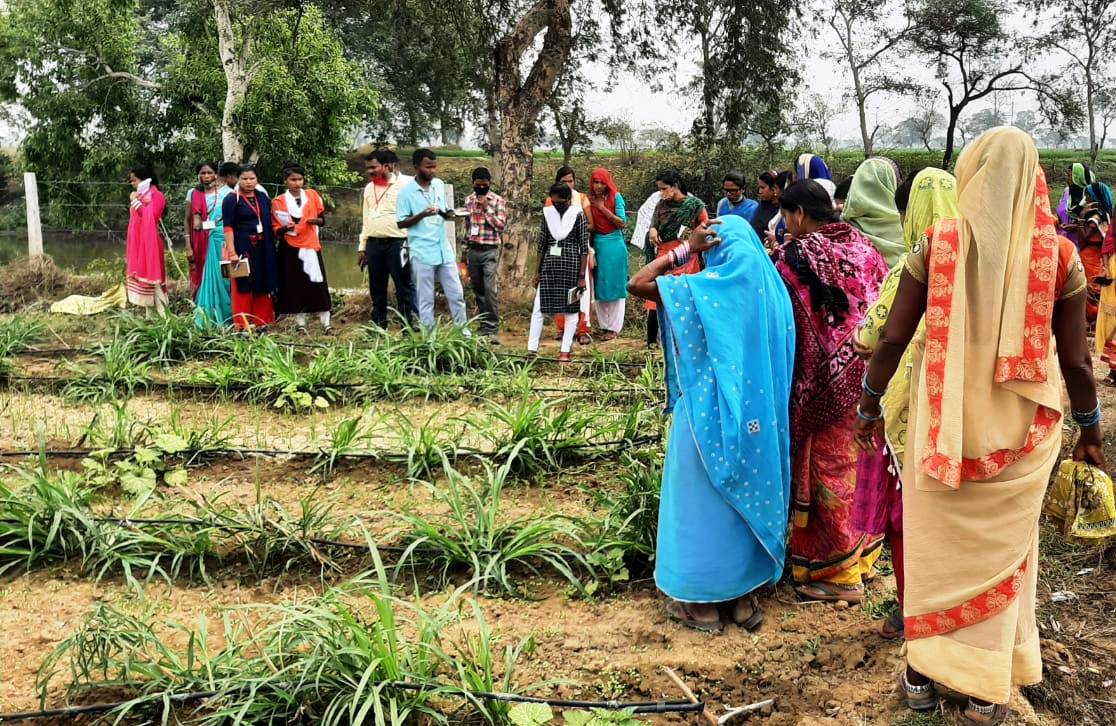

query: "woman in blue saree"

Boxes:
[628, 215, 796, 633]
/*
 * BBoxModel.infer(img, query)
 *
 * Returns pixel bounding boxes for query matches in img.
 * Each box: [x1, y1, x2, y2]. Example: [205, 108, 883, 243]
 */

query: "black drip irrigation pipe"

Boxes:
[2, 375, 647, 400]
[0, 435, 661, 461]
[0, 681, 703, 722]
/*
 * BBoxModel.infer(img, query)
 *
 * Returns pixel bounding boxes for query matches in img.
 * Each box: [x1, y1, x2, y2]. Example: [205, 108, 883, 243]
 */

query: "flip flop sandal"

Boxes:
[323, 326, 336, 336]
[879, 607, 905, 640]
[962, 700, 1009, 725]
[932, 682, 968, 705]
[598, 331, 618, 341]
[296, 325, 307, 335]
[794, 581, 865, 604]
[577, 334, 592, 345]
[664, 601, 724, 634]
[731, 596, 764, 631]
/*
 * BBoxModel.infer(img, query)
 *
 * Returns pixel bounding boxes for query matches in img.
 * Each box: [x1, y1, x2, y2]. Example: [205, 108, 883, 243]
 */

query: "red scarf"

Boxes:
[589, 168, 620, 234]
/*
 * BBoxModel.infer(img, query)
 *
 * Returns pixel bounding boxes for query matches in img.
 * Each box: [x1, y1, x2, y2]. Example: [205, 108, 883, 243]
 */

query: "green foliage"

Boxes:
[0, 0, 374, 230]
[365, 319, 500, 375]
[474, 396, 602, 476]
[389, 412, 462, 479]
[109, 311, 228, 365]
[0, 463, 215, 590]
[204, 485, 351, 578]
[38, 563, 533, 725]
[392, 458, 591, 597]
[583, 450, 662, 592]
[61, 335, 151, 404]
[0, 315, 45, 357]
[248, 338, 343, 410]
[310, 412, 376, 479]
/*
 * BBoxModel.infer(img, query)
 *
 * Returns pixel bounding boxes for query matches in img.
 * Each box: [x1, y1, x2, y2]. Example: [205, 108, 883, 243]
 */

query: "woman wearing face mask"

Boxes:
[774, 180, 889, 604]
[125, 165, 168, 314]
[222, 165, 279, 332]
[528, 183, 590, 362]
[191, 162, 234, 327]
[546, 166, 594, 344]
[272, 164, 332, 334]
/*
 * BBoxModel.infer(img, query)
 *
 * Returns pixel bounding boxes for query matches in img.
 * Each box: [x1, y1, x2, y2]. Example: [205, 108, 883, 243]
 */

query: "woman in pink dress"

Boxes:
[125, 165, 168, 313]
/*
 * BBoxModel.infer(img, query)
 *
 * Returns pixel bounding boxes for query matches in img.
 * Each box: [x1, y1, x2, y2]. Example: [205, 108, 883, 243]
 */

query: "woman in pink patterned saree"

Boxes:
[856, 126, 1106, 724]
[773, 180, 889, 603]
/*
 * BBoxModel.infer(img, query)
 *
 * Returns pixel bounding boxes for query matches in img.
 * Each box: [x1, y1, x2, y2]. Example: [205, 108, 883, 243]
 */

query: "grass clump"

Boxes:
[366, 319, 499, 374]
[61, 335, 151, 404]
[247, 338, 347, 410]
[0, 463, 215, 589]
[474, 395, 603, 477]
[109, 311, 228, 365]
[392, 456, 591, 597]
[37, 562, 533, 726]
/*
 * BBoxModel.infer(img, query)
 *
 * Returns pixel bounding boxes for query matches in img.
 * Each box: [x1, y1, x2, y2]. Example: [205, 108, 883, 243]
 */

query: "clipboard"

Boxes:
[567, 287, 583, 305]
[221, 257, 251, 279]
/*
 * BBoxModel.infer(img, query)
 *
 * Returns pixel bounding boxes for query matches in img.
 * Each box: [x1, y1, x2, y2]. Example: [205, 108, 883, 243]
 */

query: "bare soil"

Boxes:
[0, 308, 1113, 725]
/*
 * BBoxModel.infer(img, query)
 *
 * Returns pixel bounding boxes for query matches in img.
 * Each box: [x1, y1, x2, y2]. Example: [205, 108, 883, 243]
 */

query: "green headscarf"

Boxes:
[902, 168, 960, 250]
[842, 158, 905, 266]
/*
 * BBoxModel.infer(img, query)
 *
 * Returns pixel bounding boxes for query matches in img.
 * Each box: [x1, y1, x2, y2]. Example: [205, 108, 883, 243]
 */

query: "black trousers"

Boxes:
[366, 237, 417, 326]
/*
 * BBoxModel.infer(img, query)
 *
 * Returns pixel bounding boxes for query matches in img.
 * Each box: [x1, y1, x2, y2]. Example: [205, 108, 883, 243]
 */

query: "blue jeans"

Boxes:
[412, 259, 469, 329]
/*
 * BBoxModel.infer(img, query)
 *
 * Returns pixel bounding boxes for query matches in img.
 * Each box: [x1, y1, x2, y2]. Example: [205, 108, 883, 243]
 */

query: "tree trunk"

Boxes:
[1087, 68, 1098, 165]
[698, 26, 715, 149]
[849, 61, 872, 157]
[213, 0, 251, 162]
[942, 109, 960, 169]
[493, 0, 574, 290]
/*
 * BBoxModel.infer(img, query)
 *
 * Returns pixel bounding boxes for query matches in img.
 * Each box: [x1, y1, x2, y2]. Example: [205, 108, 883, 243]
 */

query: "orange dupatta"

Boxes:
[272, 189, 325, 251]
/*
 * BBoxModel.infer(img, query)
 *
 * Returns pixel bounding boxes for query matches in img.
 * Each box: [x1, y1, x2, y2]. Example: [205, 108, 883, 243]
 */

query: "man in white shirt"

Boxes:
[358, 149, 417, 326]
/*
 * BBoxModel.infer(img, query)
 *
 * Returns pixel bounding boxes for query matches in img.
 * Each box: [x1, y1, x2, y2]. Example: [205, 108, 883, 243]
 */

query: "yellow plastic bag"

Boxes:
[1046, 460, 1116, 540]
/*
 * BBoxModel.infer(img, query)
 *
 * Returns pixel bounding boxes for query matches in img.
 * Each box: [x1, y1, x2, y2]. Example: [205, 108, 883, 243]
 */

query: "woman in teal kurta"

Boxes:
[192, 175, 233, 328]
[588, 168, 629, 339]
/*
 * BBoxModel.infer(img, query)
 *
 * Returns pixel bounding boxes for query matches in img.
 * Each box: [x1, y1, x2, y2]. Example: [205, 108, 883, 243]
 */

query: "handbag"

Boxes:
[1045, 460, 1116, 540]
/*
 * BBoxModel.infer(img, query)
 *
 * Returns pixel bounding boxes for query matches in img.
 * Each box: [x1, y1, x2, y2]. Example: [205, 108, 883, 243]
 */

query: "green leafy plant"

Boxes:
[311, 413, 376, 478]
[61, 335, 151, 404]
[0, 463, 214, 590]
[205, 483, 353, 578]
[389, 412, 462, 479]
[109, 311, 228, 366]
[475, 396, 603, 476]
[366, 318, 500, 374]
[391, 456, 591, 597]
[247, 338, 345, 410]
[584, 450, 663, 591]
[0, 315, 45, 374]
[37, 559, 533, 726]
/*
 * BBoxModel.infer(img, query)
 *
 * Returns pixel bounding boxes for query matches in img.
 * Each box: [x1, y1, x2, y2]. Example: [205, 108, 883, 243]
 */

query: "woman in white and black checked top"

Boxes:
[527, 184, 590, 361]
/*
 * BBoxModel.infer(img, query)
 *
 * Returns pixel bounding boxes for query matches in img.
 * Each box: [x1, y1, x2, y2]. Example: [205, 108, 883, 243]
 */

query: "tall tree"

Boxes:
[908, 0, 1076, 167]
[492, 0, 574, 287]
[795, 94, 838, 156]
[656, 0, 797, 149]
[545, 68, 594, 167]
[1026, 0, 1116, 163]
[0, 0, 373, 205]
[824, 0, 915, 156]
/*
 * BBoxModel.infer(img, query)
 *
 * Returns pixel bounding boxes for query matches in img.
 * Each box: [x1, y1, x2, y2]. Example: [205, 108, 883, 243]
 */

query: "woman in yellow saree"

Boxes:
[855, 127, 1106, 724]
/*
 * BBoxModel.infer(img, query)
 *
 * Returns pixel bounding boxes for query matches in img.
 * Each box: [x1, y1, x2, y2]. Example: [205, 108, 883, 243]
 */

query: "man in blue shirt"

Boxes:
[396, 148, 470, 331]
[715, 171, 758, 221]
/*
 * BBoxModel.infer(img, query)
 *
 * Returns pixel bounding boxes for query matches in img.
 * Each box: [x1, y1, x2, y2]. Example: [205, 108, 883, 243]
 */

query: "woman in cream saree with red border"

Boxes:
[855, 126, 1106, 724]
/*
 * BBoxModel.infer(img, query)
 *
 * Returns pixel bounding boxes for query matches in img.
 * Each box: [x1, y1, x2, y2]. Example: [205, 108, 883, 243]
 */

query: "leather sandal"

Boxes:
[897, 670, 937, 712]
[665, 600, 724, 633]
[879, 606, 904, 640]
[962, 699, 1009, 725]
[731, 596, 764, 631]
[794, 581, 865, 604]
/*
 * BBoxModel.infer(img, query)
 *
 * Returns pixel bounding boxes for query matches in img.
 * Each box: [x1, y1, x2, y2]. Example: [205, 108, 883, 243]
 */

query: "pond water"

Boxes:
[0, 232, 368, 289]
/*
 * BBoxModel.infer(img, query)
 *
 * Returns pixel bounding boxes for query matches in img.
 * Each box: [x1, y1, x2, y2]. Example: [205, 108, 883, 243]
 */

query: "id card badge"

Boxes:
[549, 245, 562, 257]
[202, 220, 216, 231]
[255, 223, 264, 234]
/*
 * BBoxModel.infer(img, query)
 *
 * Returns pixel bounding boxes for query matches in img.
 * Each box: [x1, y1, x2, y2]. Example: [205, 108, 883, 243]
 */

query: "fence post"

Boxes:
[24, 172, 43, 258]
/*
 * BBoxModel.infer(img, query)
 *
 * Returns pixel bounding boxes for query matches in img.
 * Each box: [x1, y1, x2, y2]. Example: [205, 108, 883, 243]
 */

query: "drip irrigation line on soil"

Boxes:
[1, 374, 648, 399]
[0, 435, 661, 462]
[0, 681, 703, 722]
